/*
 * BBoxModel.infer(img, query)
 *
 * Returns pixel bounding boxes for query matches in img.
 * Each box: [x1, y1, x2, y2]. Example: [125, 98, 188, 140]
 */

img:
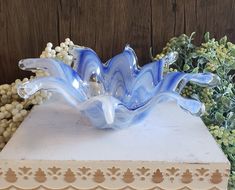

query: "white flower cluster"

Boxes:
[40, 38, 74, 66]
[0, 79, 51, 149]
[0, 38, 74, 150]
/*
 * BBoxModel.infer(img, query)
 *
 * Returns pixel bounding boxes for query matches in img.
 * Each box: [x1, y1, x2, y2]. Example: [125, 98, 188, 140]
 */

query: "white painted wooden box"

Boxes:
[0, 95, 230, 190]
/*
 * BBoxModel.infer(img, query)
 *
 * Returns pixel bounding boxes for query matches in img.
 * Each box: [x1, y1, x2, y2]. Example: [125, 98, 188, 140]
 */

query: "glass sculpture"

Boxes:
[17, 45, 220, 129]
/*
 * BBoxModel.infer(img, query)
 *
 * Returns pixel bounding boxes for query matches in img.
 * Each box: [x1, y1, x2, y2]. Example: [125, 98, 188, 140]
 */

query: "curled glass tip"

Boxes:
[179, 99, 206, 117]
[17, 82, 37, 99]
[18, 59, 26, 70]
[18, 59, 37, 71]
[161, 51, 178, 65]
[190, 73, 221, 87]
[18, 58, 48, 72]
[68, 45, 85, 56]
[203, 74, 220, 87]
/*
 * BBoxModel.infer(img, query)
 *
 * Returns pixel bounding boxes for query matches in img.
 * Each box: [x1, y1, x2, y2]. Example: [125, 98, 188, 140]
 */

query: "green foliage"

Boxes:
[155, 32, 235, 189]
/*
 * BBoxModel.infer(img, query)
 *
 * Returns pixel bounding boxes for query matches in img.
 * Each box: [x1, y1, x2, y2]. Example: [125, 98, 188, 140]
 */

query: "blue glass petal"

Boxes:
[18, 77, 87, 104]
[18, 58, 88, 102]
[70, 45, 178, 109]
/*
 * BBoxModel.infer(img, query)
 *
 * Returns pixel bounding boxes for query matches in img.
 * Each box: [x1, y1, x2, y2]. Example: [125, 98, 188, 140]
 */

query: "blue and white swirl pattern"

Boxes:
[17, 45, 220, 129]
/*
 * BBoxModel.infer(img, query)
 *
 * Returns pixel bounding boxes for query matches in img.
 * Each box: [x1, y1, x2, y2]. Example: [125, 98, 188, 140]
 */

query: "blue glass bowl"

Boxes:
[17, 45, 219, 129]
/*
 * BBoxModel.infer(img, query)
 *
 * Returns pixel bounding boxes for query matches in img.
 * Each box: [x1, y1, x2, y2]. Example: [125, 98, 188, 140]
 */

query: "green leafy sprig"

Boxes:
[154, 32, 235, 189]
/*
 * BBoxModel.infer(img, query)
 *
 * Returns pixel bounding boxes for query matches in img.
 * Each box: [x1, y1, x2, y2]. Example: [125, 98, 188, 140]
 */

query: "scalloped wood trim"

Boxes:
[0, 161, 229, 190]
[1, 166, 229, 185]
[0, 185, 221, 190]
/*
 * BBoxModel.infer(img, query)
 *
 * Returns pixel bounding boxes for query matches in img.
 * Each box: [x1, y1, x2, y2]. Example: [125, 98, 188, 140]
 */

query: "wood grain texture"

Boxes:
[0, 0, 235, 83]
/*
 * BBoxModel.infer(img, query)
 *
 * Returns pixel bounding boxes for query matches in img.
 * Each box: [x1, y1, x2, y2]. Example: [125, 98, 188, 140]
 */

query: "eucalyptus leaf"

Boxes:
[183, 64, 190, 71]
[204, 32, 210, 42]
[230, 62, 235, 70]
[221, 96, 231, 107]
[192, 67, 199, 73]
[220, 36, 228, 45]
[215, 112, 225, 124]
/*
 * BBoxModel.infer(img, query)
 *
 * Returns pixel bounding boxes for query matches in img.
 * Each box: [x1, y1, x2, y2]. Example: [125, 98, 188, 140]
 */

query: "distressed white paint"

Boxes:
[0, 94, 228, 164]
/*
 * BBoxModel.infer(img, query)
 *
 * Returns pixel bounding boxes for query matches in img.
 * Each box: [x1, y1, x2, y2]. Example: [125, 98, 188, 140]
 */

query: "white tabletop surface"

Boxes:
[0, 94, 228, 163]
